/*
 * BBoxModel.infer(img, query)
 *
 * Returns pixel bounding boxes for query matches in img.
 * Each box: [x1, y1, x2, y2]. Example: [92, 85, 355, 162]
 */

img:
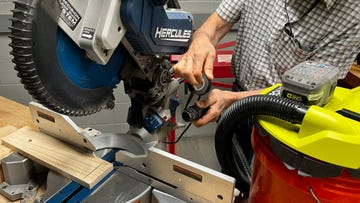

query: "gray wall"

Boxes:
[0, 0, 235, 136]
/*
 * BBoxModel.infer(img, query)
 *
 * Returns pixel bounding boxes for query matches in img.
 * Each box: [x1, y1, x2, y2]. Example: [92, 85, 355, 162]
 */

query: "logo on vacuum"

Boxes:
[154, 27, 191, 42]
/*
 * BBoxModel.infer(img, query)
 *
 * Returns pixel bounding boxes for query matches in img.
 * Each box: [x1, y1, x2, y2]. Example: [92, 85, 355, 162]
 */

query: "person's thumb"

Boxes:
[195, 100, 208, 108]
[204, 62, 214, 80]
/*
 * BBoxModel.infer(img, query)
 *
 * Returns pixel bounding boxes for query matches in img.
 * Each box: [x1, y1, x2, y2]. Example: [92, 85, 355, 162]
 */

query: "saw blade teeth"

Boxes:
[11, 8, 34, 19]
[20, 78, 40, 85]
[17, 71, 38, 79]
[8, 36, 32, 46]
[9, 26, 32, 33]
[9, 0, 114, 117]
[10, 51, 32, 57]
[9, 18, 32, 29]
[9, 43, 32, 49]
[14, 66, 35, 73]
[10, 48, 32, 56]
[9, 28, 32, 38]
[23, 84, 43, 92]
[8, 35, 32, 42]
[29, 89, 47, 97]
[13, 0, 36, 10]
[12, 57, 32, 63]
[12, 59, 34, 66]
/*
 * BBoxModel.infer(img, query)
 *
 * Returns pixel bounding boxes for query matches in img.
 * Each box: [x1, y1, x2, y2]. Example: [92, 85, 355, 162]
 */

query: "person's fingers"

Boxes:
[193, 53, 205, 85]
[203, 52, 215, 80]
[173, 55, 187, 77]
[193, 95, 220, 127]
[195, 88, 220, 108]
[174, 48, 213, 86]
[174, 55, 199, 85]
[193, 107, 221, 127]
[181, 54, 199, 85]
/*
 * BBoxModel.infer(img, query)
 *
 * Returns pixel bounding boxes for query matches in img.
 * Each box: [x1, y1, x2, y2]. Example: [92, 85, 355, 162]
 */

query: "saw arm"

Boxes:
[9, 0, 193, 119]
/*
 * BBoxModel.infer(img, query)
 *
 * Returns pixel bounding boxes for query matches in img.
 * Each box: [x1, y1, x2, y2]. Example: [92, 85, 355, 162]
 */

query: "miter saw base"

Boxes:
[5, 102, 236, 203]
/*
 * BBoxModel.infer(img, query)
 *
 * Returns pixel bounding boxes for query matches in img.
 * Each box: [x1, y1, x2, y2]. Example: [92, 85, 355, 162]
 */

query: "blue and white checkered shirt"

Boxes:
[216, 0, 360, 90]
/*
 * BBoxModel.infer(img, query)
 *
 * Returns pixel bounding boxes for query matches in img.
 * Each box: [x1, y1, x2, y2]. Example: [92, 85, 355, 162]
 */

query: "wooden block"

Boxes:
[2, 126, 113, 189]
[0, 125, 13, 160]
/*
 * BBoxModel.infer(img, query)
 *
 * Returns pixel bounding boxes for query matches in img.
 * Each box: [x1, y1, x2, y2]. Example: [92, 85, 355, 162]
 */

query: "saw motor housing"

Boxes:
[57, 0, 192, 64]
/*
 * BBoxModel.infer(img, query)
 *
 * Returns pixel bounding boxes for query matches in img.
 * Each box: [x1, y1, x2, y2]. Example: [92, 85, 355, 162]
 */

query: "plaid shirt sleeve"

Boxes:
[215, 0, 245, 23]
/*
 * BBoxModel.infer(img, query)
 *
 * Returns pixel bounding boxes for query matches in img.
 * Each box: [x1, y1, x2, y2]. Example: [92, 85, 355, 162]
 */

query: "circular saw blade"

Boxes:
[9, 0, 126, 116]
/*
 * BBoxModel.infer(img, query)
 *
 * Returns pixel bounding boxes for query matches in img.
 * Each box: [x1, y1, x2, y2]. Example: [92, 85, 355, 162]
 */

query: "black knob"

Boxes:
[182, 105, 209, 122]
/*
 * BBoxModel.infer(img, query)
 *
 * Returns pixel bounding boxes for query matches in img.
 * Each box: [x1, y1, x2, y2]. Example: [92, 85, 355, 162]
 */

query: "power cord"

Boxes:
[162, 93, 202, 144]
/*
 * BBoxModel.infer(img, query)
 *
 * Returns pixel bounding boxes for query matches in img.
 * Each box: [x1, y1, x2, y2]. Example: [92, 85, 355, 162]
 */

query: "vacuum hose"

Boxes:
[215, 95, 309, 193]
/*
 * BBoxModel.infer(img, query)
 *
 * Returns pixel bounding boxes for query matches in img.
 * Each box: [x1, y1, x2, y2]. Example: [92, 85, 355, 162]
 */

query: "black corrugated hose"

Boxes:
[215, 95, 309, 197]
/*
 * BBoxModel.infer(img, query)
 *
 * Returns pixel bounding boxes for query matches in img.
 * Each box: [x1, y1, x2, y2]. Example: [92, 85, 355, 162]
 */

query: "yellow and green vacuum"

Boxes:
[215, 62, 360, 202]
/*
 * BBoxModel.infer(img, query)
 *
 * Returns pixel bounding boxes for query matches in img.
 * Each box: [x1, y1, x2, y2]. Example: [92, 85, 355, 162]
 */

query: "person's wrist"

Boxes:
[223, 91, 239, 106]
[193, 31, 212, 42]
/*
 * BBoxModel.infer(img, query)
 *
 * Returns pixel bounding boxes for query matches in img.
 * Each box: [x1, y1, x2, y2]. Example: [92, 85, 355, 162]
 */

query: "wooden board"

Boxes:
[0, 126, 14, 159]
[2, 126, 113, 189]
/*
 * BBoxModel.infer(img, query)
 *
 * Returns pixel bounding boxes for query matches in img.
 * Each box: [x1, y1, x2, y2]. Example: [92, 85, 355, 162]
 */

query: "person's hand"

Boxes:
[192, 89, 237, 127]
[173, 32, 216, 85]
[191, 88, 264, 127]
[173, 11, 234, 84]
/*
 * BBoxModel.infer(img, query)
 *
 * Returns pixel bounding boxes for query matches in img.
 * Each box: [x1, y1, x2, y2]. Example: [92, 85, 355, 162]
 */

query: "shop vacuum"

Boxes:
[215, 61, 360, 202]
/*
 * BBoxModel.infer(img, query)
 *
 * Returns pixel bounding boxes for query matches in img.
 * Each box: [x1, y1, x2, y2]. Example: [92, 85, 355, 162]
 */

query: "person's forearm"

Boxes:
[193, 12, 233, 46]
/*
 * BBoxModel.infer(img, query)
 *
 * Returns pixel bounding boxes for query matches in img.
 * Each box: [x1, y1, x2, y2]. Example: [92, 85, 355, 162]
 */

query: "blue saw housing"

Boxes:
[121, 0, 193, 54]
[57, 29, 125, 89]
[57, 0, 193, 89]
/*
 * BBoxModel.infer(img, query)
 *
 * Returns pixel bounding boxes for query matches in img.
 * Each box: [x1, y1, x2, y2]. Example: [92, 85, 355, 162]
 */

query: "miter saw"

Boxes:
[5, 0, 236, 202]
